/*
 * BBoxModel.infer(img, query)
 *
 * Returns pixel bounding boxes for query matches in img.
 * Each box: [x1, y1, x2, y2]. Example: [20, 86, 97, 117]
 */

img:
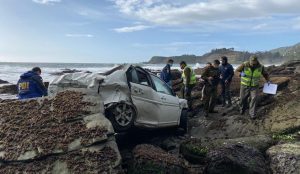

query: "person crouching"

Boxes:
[17, 67, 48, 99]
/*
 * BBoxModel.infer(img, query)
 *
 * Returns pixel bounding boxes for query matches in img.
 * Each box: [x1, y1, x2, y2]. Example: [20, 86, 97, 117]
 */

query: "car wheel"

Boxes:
[106, 102, 136, 132]
[179, 109, 188, 133]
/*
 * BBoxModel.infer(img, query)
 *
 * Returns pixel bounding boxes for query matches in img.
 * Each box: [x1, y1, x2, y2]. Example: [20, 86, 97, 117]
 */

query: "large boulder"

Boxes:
[0, 90, 121, 173]
[205, 144, 269, 174]
[0, 79, 9, 84]
[206, 135, 276, 153]
[0, 84, 17, 94]
[266, 142, 300, 174]
[131, 144, 186, 174]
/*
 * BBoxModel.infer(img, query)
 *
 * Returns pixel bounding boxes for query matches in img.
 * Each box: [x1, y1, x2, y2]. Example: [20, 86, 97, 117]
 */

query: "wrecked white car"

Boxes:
[49, 65, 188, 132]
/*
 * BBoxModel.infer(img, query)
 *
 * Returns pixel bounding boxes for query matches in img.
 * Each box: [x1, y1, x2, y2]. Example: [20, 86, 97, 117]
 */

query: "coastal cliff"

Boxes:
[148, 43, 300, 64]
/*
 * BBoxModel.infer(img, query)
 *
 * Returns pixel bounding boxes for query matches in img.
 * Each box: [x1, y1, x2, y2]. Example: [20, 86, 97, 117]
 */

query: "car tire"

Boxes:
[179, 109, 188, 133]
[105, 102, 136, 132]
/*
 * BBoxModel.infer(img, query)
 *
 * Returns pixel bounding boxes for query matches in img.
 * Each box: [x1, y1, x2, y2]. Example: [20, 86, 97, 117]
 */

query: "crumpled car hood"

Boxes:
[49, 65, 132, 106]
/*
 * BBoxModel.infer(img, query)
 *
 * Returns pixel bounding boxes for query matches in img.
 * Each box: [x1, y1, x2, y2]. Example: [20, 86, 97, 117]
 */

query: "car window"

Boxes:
[151, 75, 173, 95]
[127, 67, 151, 86]
[126, 67, 139, 83]
[136, 70, 151, 86]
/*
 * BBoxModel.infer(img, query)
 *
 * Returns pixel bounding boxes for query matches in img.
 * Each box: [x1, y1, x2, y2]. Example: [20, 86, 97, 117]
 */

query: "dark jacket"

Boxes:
[219, 63, 234, 82]
[201, 66, 220, 86]
[160, 64, 172, 83]
[17, 71, 48, 99]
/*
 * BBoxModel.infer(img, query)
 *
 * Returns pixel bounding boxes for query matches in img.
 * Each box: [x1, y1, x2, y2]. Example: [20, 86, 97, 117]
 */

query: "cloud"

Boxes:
[114, 25, 152, 33]
[293, 17, 300, 30]
[77, 8, 104, 19]
[32, 0, 61, 5]
[112, 0, 300, 25]
[65, 34, 94, 38]
[252, 23, 268, 30]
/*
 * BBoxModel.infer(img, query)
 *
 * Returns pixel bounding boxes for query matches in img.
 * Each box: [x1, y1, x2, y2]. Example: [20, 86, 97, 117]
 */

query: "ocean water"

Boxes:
[0, 62, 211, 85]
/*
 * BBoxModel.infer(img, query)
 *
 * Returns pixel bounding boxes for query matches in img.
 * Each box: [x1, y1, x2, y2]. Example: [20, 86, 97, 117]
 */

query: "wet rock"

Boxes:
[180, 139, 208, 164]
[0, 84, 17, 94]
[205, 144, 268, 174]
[206, 135, 276, 153]
[266, 142, 300, 174]
[283, 60, 300, 67]
[0, 79, 9, 84]
[295, 66, 300, 74]
[269, 77, 290, 91]
[131, 144, 186, 174]
[50, 69, 84, 76]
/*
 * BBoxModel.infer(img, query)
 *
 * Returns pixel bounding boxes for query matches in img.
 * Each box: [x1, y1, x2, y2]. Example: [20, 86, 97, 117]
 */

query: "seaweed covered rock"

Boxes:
[266, 142, 300, 174]
[180, 139, 208, 164]
[0, 90, 121, 173]
[131, 144, 186, 174]
[205, 144, 268, 174]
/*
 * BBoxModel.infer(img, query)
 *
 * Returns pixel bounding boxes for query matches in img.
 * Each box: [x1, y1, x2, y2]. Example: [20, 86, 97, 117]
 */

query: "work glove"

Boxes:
[240, 72, 246, 77]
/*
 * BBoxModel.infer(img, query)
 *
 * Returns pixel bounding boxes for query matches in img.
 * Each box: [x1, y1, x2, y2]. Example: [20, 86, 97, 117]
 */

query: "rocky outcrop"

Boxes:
[0, 84, 17, 94]
[266, 142, 300, 174]
[0, 90, 121, 173]
[131, 144, 186, 174]
[0, 79, 9, 84]
[205, 144, 269, 174]
[206, 135, 276, 153]
[50, 69, 91, 76]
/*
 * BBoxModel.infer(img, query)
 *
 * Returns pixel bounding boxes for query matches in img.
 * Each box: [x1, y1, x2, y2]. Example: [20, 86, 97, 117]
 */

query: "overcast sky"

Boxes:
[0, 0, 300, 63]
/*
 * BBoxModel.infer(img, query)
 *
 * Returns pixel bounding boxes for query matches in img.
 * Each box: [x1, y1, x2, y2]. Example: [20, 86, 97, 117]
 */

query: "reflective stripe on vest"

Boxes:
[241, 65, 262, 87]
[182, 66, 197, 85]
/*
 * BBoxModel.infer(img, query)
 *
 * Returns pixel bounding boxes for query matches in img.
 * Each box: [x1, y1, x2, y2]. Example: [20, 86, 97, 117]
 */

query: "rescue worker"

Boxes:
[219, 56, 234, 107]
[236, 55, 270, 119]
[180, 61, 197, 110]
[201, 60, 221, 117]
[17, 67, 48, 99]
[160, 59, 174, 87]
[201, 62, 212, 101]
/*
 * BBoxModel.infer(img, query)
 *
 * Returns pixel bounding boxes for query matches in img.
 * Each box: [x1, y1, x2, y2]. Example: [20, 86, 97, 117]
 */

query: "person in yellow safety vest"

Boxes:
[236, 55, 270, 119]
[180, 61, 197, 110]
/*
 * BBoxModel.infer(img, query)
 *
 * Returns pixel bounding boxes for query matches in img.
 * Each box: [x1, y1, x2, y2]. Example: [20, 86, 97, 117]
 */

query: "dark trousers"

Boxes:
[240, 85, 259, 117]
[221, 81, 232, 106]
[181, 84, 195, 109]
[203, 85, 217, 113]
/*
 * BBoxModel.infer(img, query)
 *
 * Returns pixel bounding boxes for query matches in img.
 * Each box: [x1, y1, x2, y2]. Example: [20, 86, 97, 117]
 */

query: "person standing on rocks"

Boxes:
[160, 59, 174, 87]
[17, 67, 48, 99]
[201, 62, 213, 101]
[201, 60, 221, 117]
[236, 56, 270, 119]
[180, 61, 197, 110]
[219, 56, 234, 107]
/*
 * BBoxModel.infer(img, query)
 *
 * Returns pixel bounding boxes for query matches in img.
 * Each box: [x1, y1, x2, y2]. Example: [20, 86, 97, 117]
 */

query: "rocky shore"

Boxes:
[0, 60, 299, 173]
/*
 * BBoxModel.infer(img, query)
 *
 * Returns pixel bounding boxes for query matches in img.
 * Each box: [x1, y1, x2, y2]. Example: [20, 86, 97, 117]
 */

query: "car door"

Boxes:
[150, 74, 181, 127]
[126, 67, 162, 128]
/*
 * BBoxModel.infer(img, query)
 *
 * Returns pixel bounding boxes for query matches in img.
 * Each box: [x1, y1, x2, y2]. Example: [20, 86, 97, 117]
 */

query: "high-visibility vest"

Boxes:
[182, 66, 197, 85]
[241, 62, 263, 87]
